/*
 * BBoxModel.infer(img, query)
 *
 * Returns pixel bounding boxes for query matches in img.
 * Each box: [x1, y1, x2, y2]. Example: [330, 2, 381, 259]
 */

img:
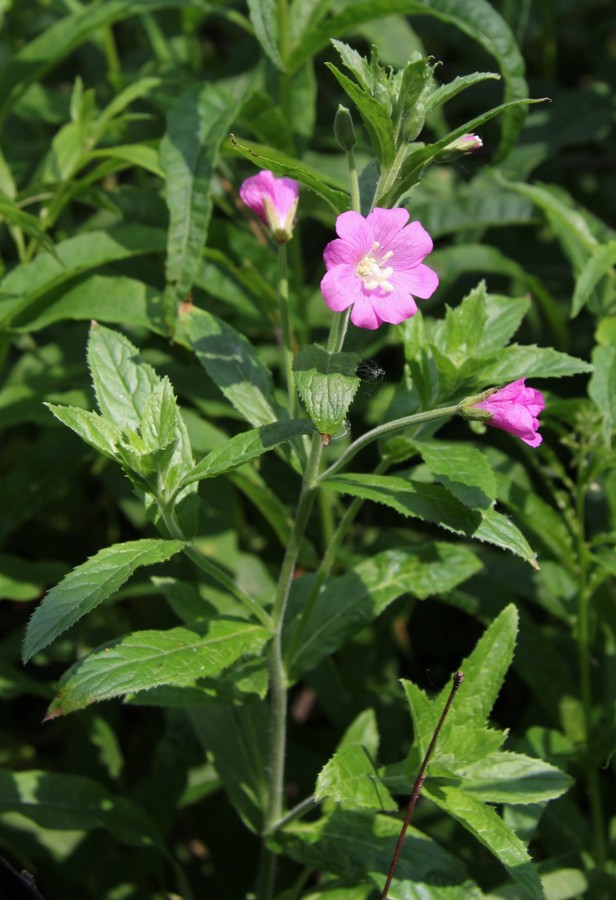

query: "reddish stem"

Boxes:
[380, 671, 464, 900]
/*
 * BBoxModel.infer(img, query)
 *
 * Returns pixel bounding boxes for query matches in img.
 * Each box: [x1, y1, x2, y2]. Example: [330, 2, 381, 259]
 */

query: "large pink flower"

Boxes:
[239, 170, 299, 243]
[320, 207, 439, 330]
[472, 379, 545, 447]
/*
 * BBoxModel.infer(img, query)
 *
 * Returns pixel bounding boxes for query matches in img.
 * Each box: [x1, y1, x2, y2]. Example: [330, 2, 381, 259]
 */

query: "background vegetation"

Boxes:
[0, 1, 614, 898]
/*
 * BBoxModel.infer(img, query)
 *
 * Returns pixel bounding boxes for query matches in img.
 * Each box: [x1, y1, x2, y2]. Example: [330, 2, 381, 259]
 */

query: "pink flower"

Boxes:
[239, 170, 299, 243]
[320, 208, 439, 330]
[469, 379, 545, 447]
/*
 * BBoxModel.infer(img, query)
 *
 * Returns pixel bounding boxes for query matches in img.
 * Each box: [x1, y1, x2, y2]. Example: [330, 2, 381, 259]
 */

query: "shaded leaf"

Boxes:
[323, 473, 537, 566]
[285, 543, 482, 678]
[161, 83, 240, 302]
[0, 769, 164, 850]
[179, 305, 279, 426]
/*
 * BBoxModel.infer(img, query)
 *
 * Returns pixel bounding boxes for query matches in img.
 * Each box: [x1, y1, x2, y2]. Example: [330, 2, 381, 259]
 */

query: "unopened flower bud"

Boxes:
[437, 134, 483, 162]
[334, 105, 356, 151]
[459, 380, 545, 447]
[239, 170, 299, 243]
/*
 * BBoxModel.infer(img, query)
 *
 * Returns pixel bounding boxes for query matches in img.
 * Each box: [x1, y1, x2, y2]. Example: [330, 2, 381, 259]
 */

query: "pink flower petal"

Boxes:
[371, 290, 418, 325]
[350, 296, 381, 329]
[388, 221, 434, 267]
[473, 378, 545, 447]
[366, 207, 410, 247]
[321, 266, 364, 312]
[392, 263, 439, 299]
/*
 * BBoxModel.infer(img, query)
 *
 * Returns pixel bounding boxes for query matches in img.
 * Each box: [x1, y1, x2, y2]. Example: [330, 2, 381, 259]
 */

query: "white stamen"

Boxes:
[356, 247, 395, 292]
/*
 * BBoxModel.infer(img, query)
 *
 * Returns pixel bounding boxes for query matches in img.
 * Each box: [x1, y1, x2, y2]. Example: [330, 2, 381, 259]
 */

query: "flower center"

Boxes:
[355, 242, 394, 292]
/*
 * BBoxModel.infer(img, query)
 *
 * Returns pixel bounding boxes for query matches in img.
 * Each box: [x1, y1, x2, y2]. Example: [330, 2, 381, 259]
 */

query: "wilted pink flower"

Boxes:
[239, 170, 299, 243]
[320, 208, 438, 330]
[467, 379, 545, 447]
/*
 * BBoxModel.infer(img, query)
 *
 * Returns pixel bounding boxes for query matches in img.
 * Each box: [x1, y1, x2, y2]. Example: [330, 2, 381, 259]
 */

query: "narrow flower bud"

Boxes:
[437, 134, 483, 162]
[334, 105, 356, 151]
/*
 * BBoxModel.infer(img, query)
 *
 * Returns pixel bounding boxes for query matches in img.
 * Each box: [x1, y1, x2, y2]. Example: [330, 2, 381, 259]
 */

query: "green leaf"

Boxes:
[22, 539, 185, 663]
[570, 240, 616, 318]
[227, 136, 349, 213]
[247, 0, 284, 70]
[423, 782, 543, 899]
[293, 346, 360, 438]
[438, 281, 488, 365]
[288, 0, 333, 46]
[393, 56, 435, 142]
[0, 769, 163, 850]
[501, 180, 597, 272]
[87, 323, 160, 431]
[468, 344, 593, 384]
[339, 709, 381, 757]
[323, 474, 537, 567]
[315, 744, 396, 811]
[45, 620, 271, 718]
[427, 244, 566, 349]
[425, 71, 501, 112]
[188, 699, 269, 832]
[325, 63, 396, 168]
[10, 274, 166, 336]
[0, 555, 67, 603]
[140, 378, 178, 452]
[0, 430, 88, 544]
[379, 97, 541, 206]
[589, 345, 616, 441]
[403, 605, 517, 764]
[285, 544, 482, 678]
[0, 0, 205, 123]
[89, 143, 164, 178]
[85, 331, 195, 495]
[161, 83, 240, 303]
[275, 809, 484, 899]
[411, 441, 497, 510]
[0, 189, 55, 251]
[91, 77, 162, 143]
[179, 305, 279, 427]
[294, 0, 528, 160]
[0, 225, 166, 330]
[477, 293, 530, 354]
[46, 403, 123, 461]
[457, 751, 572, 804]
[181, 419, 311, 488]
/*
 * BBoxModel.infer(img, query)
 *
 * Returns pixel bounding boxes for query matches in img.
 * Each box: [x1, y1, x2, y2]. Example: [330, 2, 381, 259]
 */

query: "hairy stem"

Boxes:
[277, 243, 297, 415]
[317, 404, 460, 484]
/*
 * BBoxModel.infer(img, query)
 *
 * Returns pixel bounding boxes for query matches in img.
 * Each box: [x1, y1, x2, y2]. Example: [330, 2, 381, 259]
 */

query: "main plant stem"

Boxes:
[277, 243, 297, 416]
[257, 436, 323, 899]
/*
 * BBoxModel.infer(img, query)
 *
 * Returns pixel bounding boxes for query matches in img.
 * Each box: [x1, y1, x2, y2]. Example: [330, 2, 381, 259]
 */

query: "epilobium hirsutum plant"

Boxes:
[3, 5, 614, 899]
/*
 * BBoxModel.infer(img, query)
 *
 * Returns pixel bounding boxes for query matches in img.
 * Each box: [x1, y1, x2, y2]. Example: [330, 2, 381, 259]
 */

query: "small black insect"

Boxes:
[356, 359, 386, 383]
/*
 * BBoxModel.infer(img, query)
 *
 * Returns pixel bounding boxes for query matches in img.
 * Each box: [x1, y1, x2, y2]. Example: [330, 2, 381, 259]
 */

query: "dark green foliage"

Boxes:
[0, 2, 614, 899]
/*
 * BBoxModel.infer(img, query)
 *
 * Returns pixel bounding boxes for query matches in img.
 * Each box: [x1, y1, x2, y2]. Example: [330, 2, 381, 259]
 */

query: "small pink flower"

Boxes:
[239, 170, 299, 243]
[471, 379, 545, 447]
[320, 208, 439, 330]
